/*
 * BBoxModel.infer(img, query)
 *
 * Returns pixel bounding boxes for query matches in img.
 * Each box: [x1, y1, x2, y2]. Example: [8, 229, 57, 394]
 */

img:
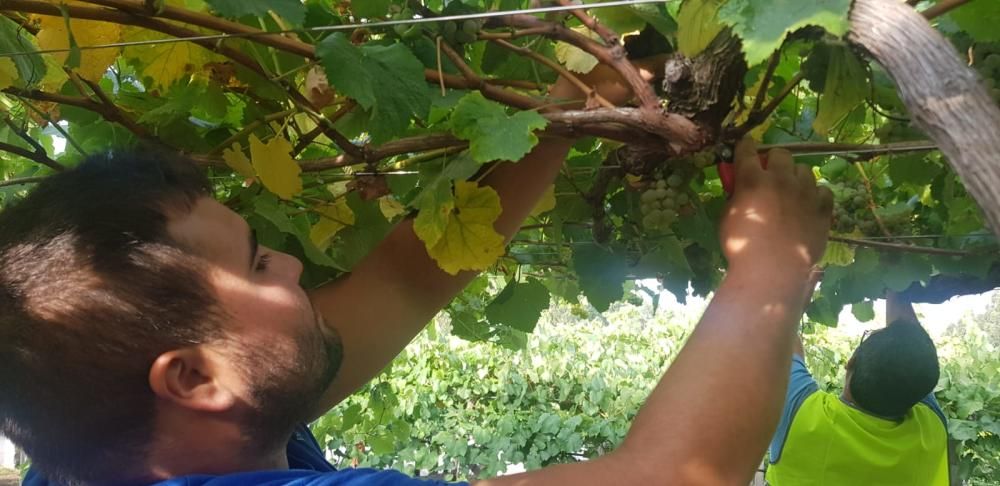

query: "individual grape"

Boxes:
[462, 19, 480, 36]
[665, 187, 678, 199]
[853, 195, 867, 208]
[662, 197, 676, 209]
[676, 193, 689, 205]
[667, 174, 684, 188]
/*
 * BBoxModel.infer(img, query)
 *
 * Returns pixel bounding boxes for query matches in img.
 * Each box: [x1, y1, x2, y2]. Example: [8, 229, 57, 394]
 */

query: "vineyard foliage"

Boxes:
[0, 2, 998, 369]
[314, 298, 1000, 484]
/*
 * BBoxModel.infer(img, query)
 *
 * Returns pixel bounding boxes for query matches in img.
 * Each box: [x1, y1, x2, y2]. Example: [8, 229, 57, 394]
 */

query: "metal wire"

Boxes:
[0, 0, 671, 58]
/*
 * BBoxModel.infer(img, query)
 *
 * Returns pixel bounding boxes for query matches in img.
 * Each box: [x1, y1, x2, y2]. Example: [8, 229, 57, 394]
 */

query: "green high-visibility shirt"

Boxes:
[766, 356, 949, 486]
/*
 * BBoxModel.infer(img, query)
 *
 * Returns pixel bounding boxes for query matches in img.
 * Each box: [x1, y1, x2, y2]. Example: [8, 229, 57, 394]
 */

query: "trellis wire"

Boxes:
[0, 0, 672, 58]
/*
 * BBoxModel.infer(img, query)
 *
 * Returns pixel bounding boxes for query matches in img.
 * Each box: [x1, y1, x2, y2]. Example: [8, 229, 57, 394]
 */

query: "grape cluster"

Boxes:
[973, 43, 1000, 104]
[639, 171, 691, 231]
[831, 182, 910, 236]
[691, 150, 715, 170]
[832, 181, 876, 234]
[439, 19, 483, 45]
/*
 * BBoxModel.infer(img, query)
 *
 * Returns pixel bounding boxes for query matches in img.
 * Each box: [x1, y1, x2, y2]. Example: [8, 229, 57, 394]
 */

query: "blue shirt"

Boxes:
[768, 355, 947, 463]
[24, 425, 467, 486]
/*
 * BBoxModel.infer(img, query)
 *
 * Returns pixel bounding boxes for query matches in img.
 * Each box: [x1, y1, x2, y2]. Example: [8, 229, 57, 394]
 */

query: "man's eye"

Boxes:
[255, 254, 272, 272]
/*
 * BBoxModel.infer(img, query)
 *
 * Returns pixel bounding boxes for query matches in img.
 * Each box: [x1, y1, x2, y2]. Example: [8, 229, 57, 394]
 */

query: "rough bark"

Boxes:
[849, 0, 1000, 237]
[662, 32, 747, 131]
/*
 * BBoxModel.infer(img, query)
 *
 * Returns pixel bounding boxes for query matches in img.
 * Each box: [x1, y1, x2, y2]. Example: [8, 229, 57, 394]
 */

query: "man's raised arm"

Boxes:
[474, 140, 833, 486]
[306, 64, 659, 415]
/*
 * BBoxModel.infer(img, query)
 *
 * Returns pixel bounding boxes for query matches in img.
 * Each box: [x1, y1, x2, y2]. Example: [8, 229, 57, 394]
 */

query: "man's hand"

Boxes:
[721, 139, 834, 277]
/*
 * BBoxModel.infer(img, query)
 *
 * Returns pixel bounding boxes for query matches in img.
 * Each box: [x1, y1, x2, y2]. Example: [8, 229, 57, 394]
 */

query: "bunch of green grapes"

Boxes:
[639, 170, 692, 231]
[391, 9, 423, 40]
[690, 150, 715, 170]
[832, 181, 878, 234]
[974, 42, 1000, 104]
[438, 19, 482, 45]
[831, 181, 912, 236]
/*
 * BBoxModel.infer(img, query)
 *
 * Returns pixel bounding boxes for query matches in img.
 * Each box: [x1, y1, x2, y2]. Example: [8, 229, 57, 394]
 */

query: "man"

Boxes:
[766, 291, 948, 485]
[1, 62, 833, 485]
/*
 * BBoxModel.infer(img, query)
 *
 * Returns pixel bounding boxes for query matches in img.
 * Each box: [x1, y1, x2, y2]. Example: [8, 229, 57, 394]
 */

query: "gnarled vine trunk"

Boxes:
[849, 0, 1000, 237]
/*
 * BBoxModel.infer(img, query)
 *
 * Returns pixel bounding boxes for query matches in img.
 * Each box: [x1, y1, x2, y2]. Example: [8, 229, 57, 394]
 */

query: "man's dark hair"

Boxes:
[849, 320, 940, 418]
[0, 151, 222, 485]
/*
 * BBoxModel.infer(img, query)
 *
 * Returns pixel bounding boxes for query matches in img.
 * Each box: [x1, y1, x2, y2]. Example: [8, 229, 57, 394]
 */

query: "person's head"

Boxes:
[844, 320, 940, 418]
[0, 151, 342, 485]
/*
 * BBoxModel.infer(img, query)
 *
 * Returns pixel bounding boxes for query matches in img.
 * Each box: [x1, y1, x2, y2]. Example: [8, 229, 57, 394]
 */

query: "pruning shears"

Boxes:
[715, 144, 769, 198]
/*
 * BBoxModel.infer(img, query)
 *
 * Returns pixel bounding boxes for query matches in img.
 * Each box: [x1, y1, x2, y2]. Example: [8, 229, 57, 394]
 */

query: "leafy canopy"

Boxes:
[0, 0, 996, 344]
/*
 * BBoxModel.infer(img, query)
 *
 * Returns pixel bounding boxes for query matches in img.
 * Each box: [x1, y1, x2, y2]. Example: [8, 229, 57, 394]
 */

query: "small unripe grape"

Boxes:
[676, 193, 689, 205]
[656, 180, 667, 190]
[667, 174, 684, 188]
[662, 197, 676, 209]
[853, 195, 867, 208]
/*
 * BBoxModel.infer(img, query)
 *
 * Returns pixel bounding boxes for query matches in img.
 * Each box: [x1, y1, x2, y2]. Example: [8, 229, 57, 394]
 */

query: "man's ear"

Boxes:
[149, 347, 236, 412]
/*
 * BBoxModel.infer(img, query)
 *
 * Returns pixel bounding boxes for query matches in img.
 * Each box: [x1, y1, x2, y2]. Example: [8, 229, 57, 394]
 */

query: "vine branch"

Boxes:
[829, 235, 983, 257]
[0, 175, 47, 188]
[489, 38, 614, 109]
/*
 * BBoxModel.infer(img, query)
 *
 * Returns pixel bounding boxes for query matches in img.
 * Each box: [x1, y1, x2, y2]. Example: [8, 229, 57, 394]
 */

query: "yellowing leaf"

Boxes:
[820, 240, 855, 267]
[249, 134, 302, 200]
[677, 0, 725, 58]
[122, 26, 215, 91]
[554, 27, 601, 74]
[555, 43, 598, 74]
[379, 196, 406, 220]
[222, 142, 255, 179]
[426, 181, 505, 275]
[0, 58, 16, 90]
[35, 14, 122, 82]
[530, 185, 556, 218]
[310, 199, 355, 250]
[813, 46, 867, 136]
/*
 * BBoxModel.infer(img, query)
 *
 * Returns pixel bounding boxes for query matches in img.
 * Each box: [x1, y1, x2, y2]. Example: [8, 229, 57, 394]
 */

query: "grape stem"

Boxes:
[854, 163, 894, 239]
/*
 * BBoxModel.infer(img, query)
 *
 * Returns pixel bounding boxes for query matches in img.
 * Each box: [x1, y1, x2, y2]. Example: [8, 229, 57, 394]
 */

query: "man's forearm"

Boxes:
[886, 291, 919, 326]
[616, 265, 810, 485]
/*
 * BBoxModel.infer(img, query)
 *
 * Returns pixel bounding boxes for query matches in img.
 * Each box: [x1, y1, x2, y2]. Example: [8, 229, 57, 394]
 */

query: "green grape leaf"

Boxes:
[450, 309, 491, 341]
[889, 154, 941, 186]
[807, 295, 841, 327]
[317, 34, 431, 142]
[718, 0, 852, 66]
[813, 46, 868, 136]
[950, 1, 1000, 42]
[450, 92, 549, 163]
[676, 0, 725, 58]
[851, 300, 875, 322]
[573, 244, 628, 312]
[629, 4, 678, 37]
[0, 17, 45, 87]
[486, 279, 551, 333]
[205, 0, 306, 25]
[880, 254, 933, 292]
[253, 196, 343, 270]
[353, 0, 392, 19]
[585, 2, 647, 34]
